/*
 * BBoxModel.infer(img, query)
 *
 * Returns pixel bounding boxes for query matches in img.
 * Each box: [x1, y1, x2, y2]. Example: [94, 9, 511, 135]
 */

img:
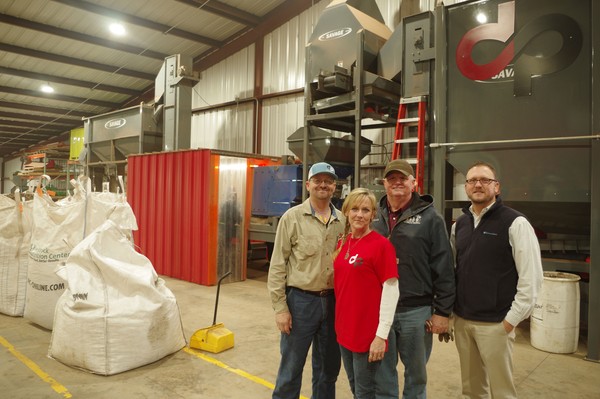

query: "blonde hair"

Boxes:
[333, 188, 377, 260]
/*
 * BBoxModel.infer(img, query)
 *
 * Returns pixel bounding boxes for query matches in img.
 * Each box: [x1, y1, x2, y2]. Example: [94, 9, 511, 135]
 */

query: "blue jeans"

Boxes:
[340, 333, 399, 399]
[272, 288, 340, 399]
[379, 306, 432, 399]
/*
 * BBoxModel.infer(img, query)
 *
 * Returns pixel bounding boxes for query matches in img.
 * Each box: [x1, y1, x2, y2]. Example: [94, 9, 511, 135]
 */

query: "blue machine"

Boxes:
[249, 163, 353, 252]
[251, 165, 303, 217]
[251, 163, 354, 217]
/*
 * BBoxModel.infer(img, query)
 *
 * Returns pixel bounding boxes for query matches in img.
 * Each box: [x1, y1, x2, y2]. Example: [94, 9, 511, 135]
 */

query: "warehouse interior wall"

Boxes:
[0, 0, 472, 191]
[2, 157, 21, 195]
[2, 0, 445, 182]
[191, 103, 255, 153]
[187, 0, 409, 164]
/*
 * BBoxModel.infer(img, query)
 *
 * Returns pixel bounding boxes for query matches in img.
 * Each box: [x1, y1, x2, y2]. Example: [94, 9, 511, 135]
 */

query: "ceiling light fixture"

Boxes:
[109, 23, 126, 36]
[40, 83, 54, 93]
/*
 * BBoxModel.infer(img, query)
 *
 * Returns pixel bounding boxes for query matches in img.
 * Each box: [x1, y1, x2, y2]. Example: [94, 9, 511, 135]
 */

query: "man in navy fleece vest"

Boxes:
[451, 161, 543, 399]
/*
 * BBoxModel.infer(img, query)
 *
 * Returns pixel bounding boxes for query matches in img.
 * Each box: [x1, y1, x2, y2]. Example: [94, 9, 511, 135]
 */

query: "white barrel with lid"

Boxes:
[530, 271, 581, 354]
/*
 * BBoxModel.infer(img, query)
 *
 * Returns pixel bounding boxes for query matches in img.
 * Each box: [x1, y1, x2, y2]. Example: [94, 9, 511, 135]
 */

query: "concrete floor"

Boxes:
[1, 261, 599, 399]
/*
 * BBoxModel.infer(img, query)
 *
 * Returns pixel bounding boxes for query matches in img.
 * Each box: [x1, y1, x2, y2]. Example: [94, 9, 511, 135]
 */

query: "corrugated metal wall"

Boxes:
[2, 157, 20, 193]
[262, 1, 327, 94]
[261, 95, 304, 156]
[185, 0, 431, 168]
[190, 46, 256, 153]
[191, 103, 254, 152]
[259, 3, 325, 156]
[193, 46, 256, 106]
[378, 0, 403, 28]
[127, 149, 278, 286]
[127, 150, 220, 286]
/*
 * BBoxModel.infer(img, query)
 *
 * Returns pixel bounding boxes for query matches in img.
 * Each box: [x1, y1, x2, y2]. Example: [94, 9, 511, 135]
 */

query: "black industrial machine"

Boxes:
[431, 0, 599, 362]
[283, 0, 599, 362]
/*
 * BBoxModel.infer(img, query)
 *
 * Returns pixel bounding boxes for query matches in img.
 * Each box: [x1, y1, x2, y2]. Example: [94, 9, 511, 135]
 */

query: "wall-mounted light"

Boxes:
[109, 23, 126, 36]
[476, 12, 488, 24]
[40, 83, 54, 93]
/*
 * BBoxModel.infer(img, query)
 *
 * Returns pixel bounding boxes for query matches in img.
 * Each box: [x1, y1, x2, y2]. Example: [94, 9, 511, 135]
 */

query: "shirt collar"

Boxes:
[387, 195, 412, 215]
[309, 202, 337, 219]
[469, 200, 496, 219]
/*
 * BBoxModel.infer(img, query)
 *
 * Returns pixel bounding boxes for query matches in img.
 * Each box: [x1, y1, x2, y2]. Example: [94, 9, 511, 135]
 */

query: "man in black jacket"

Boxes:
[372, 159, 455, 399]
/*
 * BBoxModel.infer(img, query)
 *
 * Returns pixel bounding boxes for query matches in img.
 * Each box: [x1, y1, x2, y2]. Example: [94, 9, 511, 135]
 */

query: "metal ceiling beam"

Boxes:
[51, 0, 223, 47]
[0, 134, 50, 142]
[0, 13, 166, 60]
[0, 140, 42, 146]
[0, 100, 91, 118]
[1, 131, 72, 158]
[0, 66, 141, 96]
[124, 0, 323, 110]
[174, 0, 261, 26]
[194, 0, 322, 70]
[0, 126, 56, 140]
[120, 85, 154, 109]
[0, 143, 34, 150]
[0, 132, 49, 140]
[0, 144, 41, 151]
[0, 43, 156, 80]
[0, 134, 71, 155]
[0, 119, 73, 131]
[0, 86, 119, 108]
[0, 110, 77, 125]
[0, 120, 62, 131]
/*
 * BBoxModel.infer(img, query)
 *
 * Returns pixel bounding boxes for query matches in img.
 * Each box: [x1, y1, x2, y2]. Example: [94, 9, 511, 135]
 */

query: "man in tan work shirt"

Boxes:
[268, 162, 345, 399]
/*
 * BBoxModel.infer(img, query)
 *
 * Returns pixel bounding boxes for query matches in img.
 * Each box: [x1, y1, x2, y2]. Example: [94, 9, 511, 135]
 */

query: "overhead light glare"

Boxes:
[41, 83, 54, 93]
[476, 12, 488, 24]
[109, 23, 126, 36]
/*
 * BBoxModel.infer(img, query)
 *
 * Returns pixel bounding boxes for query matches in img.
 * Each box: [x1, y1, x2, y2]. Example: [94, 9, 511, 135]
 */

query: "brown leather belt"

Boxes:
[290, 287, 334, 297]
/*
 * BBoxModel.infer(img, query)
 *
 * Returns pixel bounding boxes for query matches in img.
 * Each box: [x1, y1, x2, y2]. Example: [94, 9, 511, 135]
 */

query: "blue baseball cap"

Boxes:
[308, 162, 337, 180]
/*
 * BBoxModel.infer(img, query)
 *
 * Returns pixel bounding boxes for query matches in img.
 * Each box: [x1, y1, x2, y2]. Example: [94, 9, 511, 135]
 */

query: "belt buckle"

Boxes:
[319, 289, 329, 297]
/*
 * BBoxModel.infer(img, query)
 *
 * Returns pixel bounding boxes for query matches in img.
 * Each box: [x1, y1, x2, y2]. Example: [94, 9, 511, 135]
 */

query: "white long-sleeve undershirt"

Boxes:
[376, 278, 400, 339]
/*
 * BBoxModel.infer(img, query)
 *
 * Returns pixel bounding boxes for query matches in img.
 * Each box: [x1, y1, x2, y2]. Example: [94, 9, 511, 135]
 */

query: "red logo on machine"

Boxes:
[455, 0, 582, 96]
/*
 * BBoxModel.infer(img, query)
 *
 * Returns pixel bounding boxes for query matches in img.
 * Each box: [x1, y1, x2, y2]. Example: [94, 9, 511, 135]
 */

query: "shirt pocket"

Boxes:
[294, 234, 321, 262]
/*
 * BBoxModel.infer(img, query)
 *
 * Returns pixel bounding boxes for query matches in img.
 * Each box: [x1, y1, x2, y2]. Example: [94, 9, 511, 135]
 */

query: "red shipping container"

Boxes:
[127, 149, 277, 286]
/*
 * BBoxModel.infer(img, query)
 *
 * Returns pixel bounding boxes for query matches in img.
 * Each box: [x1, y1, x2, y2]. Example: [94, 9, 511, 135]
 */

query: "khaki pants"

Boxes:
[454, 315, 517, 399]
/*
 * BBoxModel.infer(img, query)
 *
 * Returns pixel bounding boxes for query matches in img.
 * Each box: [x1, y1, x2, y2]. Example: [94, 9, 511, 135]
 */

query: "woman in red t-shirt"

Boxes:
[334, 188, 399, 398]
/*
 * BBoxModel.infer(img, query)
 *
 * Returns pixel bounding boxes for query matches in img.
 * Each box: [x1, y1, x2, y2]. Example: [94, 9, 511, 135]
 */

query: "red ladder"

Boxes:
[391, 96, 427, 193]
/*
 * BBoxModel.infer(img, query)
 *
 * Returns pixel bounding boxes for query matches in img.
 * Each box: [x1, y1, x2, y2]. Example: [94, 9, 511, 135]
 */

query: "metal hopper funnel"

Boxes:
[287, 126, 372, 166]
[306, 0, 391, 84]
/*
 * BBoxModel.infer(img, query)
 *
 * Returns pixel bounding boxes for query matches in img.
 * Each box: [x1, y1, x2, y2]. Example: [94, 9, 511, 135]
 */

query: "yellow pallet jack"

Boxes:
[190, 271, 234, 353]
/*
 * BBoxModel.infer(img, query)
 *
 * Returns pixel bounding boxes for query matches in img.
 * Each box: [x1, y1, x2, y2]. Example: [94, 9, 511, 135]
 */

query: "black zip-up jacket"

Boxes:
[372, 193, 455, 316]
[454, 198, 520, 322]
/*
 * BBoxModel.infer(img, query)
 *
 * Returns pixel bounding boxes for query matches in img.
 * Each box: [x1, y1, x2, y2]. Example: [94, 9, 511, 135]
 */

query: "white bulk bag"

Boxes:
[49, 220, 186, 375]
[24, 178, 138, 330]
[86, 190, 138, 234]
[24, 192, 86, 329]
[0, 192, 32, 316]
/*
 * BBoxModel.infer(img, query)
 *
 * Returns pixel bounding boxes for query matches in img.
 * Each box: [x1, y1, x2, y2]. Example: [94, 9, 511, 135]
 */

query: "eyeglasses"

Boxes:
[465, 178, 497, 186]
[311, 178, 335, 185]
